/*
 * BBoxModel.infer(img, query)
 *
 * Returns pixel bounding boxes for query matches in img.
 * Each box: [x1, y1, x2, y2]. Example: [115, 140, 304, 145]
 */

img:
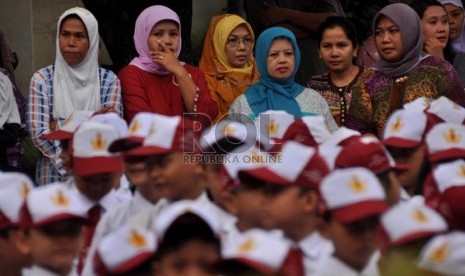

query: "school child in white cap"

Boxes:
[318, 167, 389, 276]
[81, 113, 170, 276]
[16, 184, 88, 276]
[238, 141, 332, 275]
[93, 225, 156, 276]
[0, 172, 34, 276]
[379, 198, 448, 276]
[282, 115, 333, 147]
[151, 200, 221, 276]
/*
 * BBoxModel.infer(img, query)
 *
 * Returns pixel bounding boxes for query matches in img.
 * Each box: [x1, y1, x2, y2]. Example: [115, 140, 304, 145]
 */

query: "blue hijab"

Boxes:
[245, 27, 305, 118]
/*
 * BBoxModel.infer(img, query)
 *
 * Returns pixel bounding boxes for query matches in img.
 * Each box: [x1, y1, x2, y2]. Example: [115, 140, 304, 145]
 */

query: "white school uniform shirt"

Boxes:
[81, 190, 165, 276]
[23, 265, 77, 276]
[297, 231, 334, 275]
[317, 251, 380, 276]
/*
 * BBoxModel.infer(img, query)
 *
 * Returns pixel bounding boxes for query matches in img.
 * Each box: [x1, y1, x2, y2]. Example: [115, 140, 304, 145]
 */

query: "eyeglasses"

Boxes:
[226, 37, 254, 47]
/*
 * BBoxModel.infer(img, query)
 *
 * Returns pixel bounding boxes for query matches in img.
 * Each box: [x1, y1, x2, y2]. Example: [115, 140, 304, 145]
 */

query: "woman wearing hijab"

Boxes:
[200, 14, 259, 122]
[229, 27, 337, 131]
[438, 0, 465, 53]
[347, 3, 465, 138]
[27, 7, 122, 185]
[119, 5, 217, 125]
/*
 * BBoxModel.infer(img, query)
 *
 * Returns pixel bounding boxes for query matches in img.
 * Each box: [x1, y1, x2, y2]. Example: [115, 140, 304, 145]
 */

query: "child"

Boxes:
[151, 200, 221, 276]
[93, 225, 156, 276]
[238, 141, 331, 275]
[318, 167, 389, 275]
[379, 198, 448, 276]
[0, 172, 34, 276]
[17, 184, 88, 276]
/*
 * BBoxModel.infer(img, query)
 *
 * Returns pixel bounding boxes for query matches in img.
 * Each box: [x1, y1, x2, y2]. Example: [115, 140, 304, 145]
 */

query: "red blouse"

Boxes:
[119, 64, 218, 127]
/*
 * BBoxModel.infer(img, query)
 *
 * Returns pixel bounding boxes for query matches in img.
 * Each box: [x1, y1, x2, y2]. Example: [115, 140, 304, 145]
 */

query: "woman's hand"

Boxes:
[150, 40, 186, 77]
[424, 38, 445, 59]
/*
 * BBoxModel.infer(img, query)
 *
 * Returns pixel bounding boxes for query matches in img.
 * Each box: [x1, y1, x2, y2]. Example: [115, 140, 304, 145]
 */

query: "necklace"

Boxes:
[328, 66, 361, 126]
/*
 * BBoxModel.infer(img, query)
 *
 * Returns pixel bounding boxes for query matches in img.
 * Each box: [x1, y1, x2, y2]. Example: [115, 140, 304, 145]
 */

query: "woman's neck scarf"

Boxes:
[244, 27, 305, 118]
[53, 7, 100, 119]
[372, 3, 426, 77]
[199, 14, 259, 120]
[130, 5, 181, 75]
[438, 0, 465, 53]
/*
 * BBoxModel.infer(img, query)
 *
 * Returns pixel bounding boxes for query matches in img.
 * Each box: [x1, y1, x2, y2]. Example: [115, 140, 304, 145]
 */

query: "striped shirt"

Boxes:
[27, 65, 122, 185]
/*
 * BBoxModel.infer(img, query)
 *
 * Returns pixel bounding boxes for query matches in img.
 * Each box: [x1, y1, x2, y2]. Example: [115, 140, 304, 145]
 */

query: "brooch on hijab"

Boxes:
[394, 76, 408, 85]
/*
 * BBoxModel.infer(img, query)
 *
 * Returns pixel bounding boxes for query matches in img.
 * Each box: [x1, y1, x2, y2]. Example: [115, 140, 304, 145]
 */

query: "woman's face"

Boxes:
[147, 20, 180, 54]
[318, 26, 358, 74]
[444, 4, 465, 40]
[59, 17, 89, 65]
[421, 6, 449, 48]
[224, 24, 253, 68]
[266, 38, 295, 81]
[375, 16, 403, 62]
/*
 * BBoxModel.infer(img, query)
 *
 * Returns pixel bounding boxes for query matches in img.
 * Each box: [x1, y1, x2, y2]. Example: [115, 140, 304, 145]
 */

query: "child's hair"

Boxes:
[316, 16, 359, 49]
[155, 213, 220, 261]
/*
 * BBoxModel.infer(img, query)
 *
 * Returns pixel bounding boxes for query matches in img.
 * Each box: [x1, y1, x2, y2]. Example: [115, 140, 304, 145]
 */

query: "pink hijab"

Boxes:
[130, 5, 182, 75]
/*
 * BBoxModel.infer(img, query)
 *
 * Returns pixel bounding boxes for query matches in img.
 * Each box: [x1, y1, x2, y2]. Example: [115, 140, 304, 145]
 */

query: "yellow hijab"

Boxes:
[200, 14, 259, 121]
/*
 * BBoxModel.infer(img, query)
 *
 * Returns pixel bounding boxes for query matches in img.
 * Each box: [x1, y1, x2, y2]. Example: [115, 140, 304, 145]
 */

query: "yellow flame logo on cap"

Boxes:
[412, 208, 429, 223]
[266, 119, 279, 136]
[237, 238, 255, 253]
[128, 228, 147, 249]
[390, 117, 404, 133]
[458, 165, 465, 178]
[443, 128, 461, 144]
[348, 175, 366, 193]
[20, 182, 30, 199]
[51, 189, 70, 207]
[91, 132, 107, 151]
[128, 120, 141, 135]
[428, 242, 449, 263]
[223, 124, 235, 137]
[148, 123, 156, 136]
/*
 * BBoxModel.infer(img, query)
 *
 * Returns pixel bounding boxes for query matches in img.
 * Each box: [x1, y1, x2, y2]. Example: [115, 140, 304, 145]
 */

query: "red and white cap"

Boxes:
[318, 144, 343, 170]
[71, 121, 122, 176]
[320, 167, 388, 222]
[335, 136, 409, 174]
[200, 120, 257, 153]
[383, 109, 427, 148]
[282, 115, 333, 147]
[403, 96, 432, 112]
[0, 172, 34, 230]
[220, 229, 292, 275]
[381, 198, 447, 246]
[321, 126, 361, 147]
[108, 112, 160, 153]
[430, 159, 465, 230]
[94, 224, 157, 275]
[426, 123, 465, 162]
[125, 115, 200, 156]
[239, 141, 329, 190]
[41, 110, 93, 140]
[20, 183, 87, 228]
[89, 112, 128, 138]
[426, 96, 465, 126]
[152, 200, 221, 239]
[254, 110, 295, 139]
[417, 232, 465, 275]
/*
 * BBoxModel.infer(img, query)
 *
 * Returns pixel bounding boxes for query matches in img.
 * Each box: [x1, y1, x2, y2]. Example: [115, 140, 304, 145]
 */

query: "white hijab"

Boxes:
[52, 7, 100, 119]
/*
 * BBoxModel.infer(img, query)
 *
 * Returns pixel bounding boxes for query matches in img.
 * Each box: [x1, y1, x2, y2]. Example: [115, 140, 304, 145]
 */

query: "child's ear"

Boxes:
[302, 190, 319, 213]
[15, 230, 31, 255]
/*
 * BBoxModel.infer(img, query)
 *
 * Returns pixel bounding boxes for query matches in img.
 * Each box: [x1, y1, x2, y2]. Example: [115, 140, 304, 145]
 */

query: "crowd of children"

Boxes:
[0, 94, 464, 276]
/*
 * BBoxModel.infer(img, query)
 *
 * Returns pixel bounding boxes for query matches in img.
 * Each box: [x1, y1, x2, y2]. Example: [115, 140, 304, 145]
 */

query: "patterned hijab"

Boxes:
[372, 3, 426, 77]
[199, 14, 259, 121]
[244, 27, 304, 118]
[53, 7, 100, 119]
[438, 0, 465, 52]
[130, 5, 181, 75]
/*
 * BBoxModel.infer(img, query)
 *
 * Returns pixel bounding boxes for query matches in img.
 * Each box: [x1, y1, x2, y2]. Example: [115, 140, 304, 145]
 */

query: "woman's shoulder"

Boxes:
[98, 67, 118, 79]
[419, 55, 453, 69]
[298, 87, 327, 101]
[32, 65, 55, 78]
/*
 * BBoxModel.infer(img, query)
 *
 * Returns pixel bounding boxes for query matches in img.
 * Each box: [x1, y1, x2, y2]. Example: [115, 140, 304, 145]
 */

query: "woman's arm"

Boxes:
[100, 69, 123, 117]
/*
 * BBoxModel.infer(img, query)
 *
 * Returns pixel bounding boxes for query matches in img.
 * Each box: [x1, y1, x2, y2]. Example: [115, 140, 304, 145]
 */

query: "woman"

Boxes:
[309, 16, 364, 127]
[346, 3, 465, 138]
[119, 5, 217, 125]
[438, 0, 465, 53]
[411, 0, 465, 85]
[200, 14, 259, 122]
[27, 7, 122, 185]
[229, 27, 338, 131]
